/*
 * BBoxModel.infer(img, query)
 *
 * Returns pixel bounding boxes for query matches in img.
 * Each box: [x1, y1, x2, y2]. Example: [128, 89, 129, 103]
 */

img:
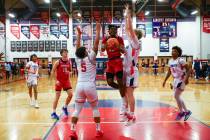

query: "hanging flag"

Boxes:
[60, 25, 69, 38]
[10, 25, 20, 39]
[21, 26, 30, 39]
[50, 25, 60, 38]
[30, 25, 40, 39]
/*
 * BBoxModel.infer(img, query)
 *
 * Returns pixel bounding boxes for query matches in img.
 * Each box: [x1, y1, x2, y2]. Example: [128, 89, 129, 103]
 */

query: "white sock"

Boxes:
[96, 123, 101, 131]
[71, 123, 76, 131]
[129, 112, 134, 116]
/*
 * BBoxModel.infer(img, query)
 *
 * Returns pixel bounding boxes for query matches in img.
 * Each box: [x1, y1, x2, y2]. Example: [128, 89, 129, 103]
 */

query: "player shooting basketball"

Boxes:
[101, 24, 127, 118]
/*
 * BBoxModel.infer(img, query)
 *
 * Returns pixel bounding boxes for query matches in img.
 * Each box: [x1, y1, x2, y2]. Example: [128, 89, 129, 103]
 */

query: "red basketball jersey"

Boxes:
[102, 36, 124, 59]
[56, 59, 71, 82]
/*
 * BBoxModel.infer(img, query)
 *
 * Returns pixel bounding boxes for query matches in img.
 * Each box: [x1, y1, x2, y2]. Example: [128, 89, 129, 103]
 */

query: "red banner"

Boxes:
[203, 16, 210, 33]
[30, 25, 40, 39]
[10, 25, 20, 39]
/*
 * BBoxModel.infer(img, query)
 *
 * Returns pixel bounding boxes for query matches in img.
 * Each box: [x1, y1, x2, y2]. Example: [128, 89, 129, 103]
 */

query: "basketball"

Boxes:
[106, 38, 120, 48]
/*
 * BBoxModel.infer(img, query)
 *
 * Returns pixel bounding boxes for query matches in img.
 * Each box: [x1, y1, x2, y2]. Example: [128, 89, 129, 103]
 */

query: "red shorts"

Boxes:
[55, 80, 72, 91]
[106, 59, 123, 74]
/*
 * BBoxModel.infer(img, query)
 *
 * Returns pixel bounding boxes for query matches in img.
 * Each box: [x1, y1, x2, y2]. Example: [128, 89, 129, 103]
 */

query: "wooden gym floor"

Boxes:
[0, 74, 210, 140]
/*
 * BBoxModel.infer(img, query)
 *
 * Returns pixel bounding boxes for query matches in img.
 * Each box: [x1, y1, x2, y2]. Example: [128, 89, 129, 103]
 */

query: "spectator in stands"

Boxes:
[5, 62, 11, 80]
[193, 58, 202, 79]
[153, 60, 158, 76]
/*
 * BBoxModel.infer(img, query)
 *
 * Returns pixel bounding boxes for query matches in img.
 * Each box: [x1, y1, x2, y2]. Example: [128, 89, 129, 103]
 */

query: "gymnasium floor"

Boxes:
[0, 74, 210, 140]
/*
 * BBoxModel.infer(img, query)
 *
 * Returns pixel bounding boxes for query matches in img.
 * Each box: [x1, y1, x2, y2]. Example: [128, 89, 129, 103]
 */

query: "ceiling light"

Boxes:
[145, 11, 150, 16]
[8, 12, 15, 18]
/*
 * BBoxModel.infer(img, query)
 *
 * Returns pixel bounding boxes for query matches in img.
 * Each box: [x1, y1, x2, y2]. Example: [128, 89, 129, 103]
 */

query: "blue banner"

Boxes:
[60, 25, 69, 38]
[160, 38, 169, 52]
[21, 26, 30, 39]
[50, 25, 60, 38]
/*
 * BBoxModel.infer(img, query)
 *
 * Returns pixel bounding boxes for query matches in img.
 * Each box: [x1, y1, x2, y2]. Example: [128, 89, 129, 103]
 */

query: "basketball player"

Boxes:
[25, 54, 39, 108]
[122, 5, 143, 125]
[51, 49, 73, 120]
[163, 46, 192, 121]
[70, 23, 103, 139]
[101, 24, 127, 117]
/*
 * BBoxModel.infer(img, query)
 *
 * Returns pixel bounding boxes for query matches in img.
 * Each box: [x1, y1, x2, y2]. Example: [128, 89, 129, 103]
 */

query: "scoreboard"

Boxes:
[152, 18, 177, 38]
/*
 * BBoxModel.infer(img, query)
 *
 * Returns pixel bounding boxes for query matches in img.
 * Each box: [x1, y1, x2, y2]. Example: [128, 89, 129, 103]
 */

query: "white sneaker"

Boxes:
[120, 113, 128, 122]
[34, 101, 39, 108]
[30, 99, 34, 107]
[125, 115, 136, 126]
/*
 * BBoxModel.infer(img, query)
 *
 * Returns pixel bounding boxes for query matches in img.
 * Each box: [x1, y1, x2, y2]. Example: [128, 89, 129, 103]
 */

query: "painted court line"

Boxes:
[1, 121, 210, 125]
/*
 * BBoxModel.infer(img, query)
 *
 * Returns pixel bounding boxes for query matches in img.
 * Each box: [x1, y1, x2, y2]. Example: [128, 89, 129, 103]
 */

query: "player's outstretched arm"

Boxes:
[76, 26, 82, 49]
[93, 22, 101, 55]
[125, 5, 141, 50]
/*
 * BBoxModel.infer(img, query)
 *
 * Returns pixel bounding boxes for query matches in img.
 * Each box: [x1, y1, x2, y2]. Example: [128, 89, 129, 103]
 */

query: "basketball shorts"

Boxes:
[55, 80, 72, 91]
[173, 79, 185, 91]
[27, 76, 38, 87]
[75, 82, 98, 104]
[106, 59, 123, 74]
[124, 70, 139, 88]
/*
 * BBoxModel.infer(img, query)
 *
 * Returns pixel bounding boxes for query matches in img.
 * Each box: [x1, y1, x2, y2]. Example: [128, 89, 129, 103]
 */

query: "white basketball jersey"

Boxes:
[76, 50, 96, 82]
[26, 61, 39, 78]
[123, 39, 141, 74]
[169, 57, 186, 80]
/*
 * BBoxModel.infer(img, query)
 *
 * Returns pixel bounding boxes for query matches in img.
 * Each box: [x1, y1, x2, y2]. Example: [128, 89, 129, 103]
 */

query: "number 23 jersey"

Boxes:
[76, 50, 96, 82]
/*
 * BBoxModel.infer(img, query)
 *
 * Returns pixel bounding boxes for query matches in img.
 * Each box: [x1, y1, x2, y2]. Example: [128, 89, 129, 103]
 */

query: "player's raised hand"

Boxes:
[96, 22, 101, 32]
[124, 4, 129, 16]
[76, 26, 82, 35]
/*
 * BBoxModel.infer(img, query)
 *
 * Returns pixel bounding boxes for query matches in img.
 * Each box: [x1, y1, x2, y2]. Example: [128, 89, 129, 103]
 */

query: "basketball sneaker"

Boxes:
[125, 115, 136, 126]
[184, 111, 192, 121]
[175, 112, 185, 120]
[95, 130, 104, 137]
[70, 130, 78, 139]
[30, 99, 34, 107]
[62, 107, 69, 116]
[51, 112, 59, 120]
[120, 112, 128, 122]
[34, 101, 39, 108]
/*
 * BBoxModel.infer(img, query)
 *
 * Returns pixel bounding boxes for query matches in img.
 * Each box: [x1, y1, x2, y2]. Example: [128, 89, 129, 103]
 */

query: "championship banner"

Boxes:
[82, 10, 91, 23]
[10, 25, 20, 39]
[203, 16, 210, 33]
[50, 40, 56, 51]
[22, 41, 27, 52]
[0, 21, 5, 37]
[136, 24, 146, 37]
[40, 25, 49, 38]
[113, 10, 122, 23]
[62, 40, 67, 49]
[60, 25, 69, 38]
[39, 41, 44, 52]
[45, 40, 50, 51]
[160, 38, 169, 52]
[104, 11, 112, 23]
[56, 40, 61, 51]
[50, 25, 60, 38]
[11, 41, 16, 52]
[93, 11, 101, 22]
[82, 24, 91, 38]
[16, 41, 22, 52]
[28, 41, 33, 51]
[60, 12, 69, 24]
[33, 41, 38, 52]
[21, 26, 30, 39]
[30, 25, 40, 39]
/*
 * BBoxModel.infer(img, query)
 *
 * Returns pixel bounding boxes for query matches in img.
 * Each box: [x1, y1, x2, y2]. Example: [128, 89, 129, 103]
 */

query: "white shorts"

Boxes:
[26, 76, 38, 87]
[124, 70, 139, 88]
[75, 82, 98, 103]
[173, 79, 185, 91]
